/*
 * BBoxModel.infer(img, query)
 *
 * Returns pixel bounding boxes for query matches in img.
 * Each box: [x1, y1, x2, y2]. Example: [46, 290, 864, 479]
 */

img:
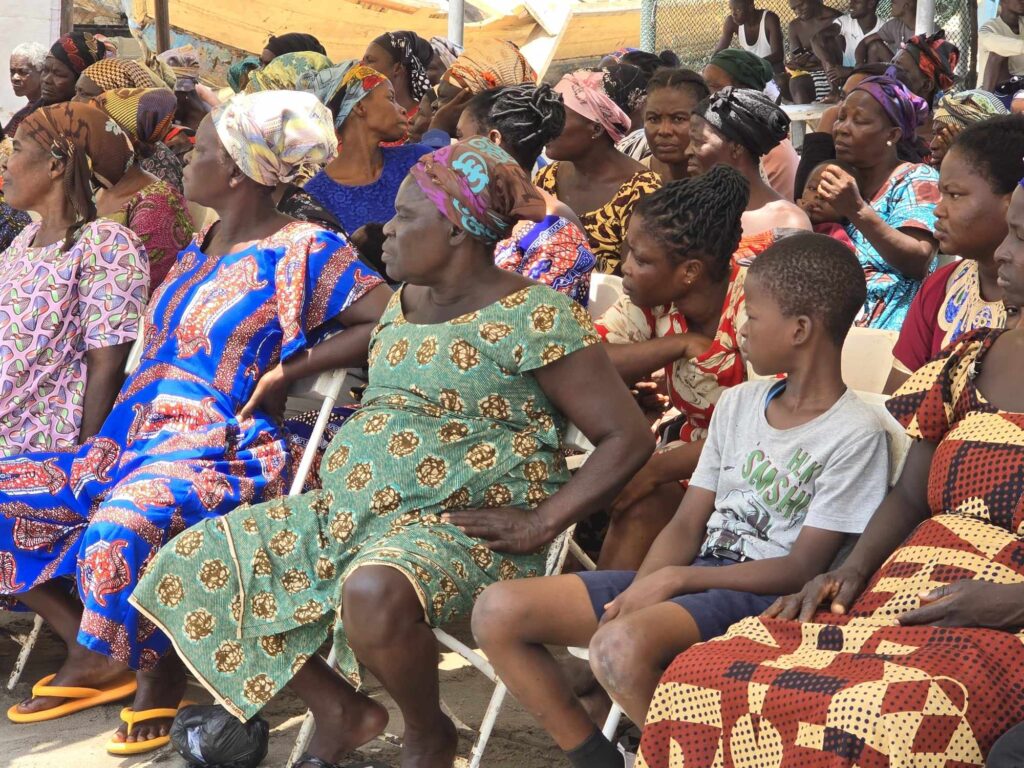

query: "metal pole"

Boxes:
[155, 0, 172, 53]
[60, 0, 74, 35]
[640, 0, 657, 52]
[914, 0, 936, 35]
[448, 0, 465, 47]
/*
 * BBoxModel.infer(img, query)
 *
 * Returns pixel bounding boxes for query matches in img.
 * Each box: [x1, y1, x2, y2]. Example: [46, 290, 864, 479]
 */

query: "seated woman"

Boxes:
[2, 91, 390, 755]
[361, 30, 433, 118]
[608, 49, 684, 162]
[73, 58, 160, 102]
[456, 83, 596, 305]
[928, 89, 1007, 169]
[593, 165, 751, 571]
[892, 31, 960, 145]
[821, 74, 939, 330]
[91, 87, 195, 292]
[639, 68, 709, 183]
[702, 49, 800, 202]
[0, 103, 147, 456]
[688, 87, 810, 265]
[299, 62, 432, 235]
[537, 68, 662, 275]
[885, 116, 1024, 392]
[635, 175, 1024, 768]
[130, 137, 653, 768]
[40, 33, 112, 107]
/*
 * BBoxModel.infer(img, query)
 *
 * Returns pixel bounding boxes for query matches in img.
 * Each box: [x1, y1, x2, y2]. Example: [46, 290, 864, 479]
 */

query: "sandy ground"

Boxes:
[0, 612, 565, 768]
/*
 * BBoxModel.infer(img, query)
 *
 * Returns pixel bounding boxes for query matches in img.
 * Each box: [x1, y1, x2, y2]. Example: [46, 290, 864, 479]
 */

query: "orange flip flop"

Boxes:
[7, 672, 137, 723]
[105, 701, 193, 756]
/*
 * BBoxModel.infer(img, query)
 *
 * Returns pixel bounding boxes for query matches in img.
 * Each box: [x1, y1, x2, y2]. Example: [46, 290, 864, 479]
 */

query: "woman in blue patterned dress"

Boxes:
[1, 90, 390, 754]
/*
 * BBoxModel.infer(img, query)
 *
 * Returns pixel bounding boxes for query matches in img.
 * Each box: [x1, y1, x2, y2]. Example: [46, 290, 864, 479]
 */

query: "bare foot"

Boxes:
[302, 690, 390, 765]
[109, 653, 187, 746]
[16, 644, 129, 715]
[400, 715, 458, 768]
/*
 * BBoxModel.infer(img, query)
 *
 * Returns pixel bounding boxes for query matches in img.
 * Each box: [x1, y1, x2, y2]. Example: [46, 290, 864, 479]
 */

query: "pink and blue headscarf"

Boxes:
[409, 137, 545, 244]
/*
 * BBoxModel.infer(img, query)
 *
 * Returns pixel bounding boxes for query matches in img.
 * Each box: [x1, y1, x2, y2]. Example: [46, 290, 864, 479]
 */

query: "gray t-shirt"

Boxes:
[692, 380, 889, 562]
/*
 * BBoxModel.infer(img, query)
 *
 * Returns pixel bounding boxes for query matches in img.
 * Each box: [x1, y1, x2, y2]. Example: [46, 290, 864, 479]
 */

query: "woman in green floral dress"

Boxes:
[131, 137, 653, 768]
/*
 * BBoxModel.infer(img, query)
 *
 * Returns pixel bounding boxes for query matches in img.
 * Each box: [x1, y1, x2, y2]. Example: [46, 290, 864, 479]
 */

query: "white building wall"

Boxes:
[0, 0, 61, 126]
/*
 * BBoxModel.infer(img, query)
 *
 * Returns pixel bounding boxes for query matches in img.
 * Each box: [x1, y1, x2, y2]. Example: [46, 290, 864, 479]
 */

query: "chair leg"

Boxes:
[602, 702, 623, 741]
[468, 680, 508, 768]
[569, 539, 597, 572]
[287, 710, 317, 766]
[7, 614, 44, 691]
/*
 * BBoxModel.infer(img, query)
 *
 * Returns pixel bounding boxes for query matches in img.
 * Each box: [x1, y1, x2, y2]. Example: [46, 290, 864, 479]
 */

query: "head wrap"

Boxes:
[902, 31, 960, 93]
[211, 90, 337, 187]
[443, 40, 537, 94]
[49, 33, 110, 77]
[851, 74, 929, 156]
[554, 70, 631, 143]
[156, 46, 201, 92]
[80, 58, 160, 91]
[298, 61, 389, 129]
[228, 56, 262, 93]
[430, 37, 463, 70]
[21, 102, 133, 220]
[606, 47, 641, 62]
[265, 33, 327, 58]
[246, 52, 332, 93]
[92, 87, 177, 146]
[409, 136, 545, 244]
[693, 87, 789, 158]
[600, 62, 648, 114]
[372, 31, 433, 102]
[708, 49, 774, 91]
[932, 89, 1007, 131]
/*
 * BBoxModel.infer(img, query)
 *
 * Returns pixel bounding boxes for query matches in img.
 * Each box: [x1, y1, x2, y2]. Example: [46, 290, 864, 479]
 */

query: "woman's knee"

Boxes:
[342, 565, 423, 647]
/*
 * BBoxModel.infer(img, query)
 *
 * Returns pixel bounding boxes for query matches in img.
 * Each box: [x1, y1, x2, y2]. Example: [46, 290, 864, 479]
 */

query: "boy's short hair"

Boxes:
[748, 233, 866, 346]
[806, 158, 856, 181]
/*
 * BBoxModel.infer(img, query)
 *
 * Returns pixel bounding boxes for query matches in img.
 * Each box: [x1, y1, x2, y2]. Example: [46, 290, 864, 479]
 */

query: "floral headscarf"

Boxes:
[211, 90, 337, 187]
[49, 33, 110, 77]
[372, 31, 433, 102]
[245, 52, 332, 93]
[21, 102, 134, 224]
[298, 61, 389, 129]
[932, 89, 1007, 131]
[92, 87, 178, 146]
[80, 58, 160, 91]
[410, 136, 545, 244]
[443, 40, 537, 94]
[554, 70, 632, 143]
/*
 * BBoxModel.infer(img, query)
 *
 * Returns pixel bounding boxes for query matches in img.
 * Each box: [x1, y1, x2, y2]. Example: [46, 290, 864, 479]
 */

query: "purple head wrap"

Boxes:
[850, 74, 929, 157]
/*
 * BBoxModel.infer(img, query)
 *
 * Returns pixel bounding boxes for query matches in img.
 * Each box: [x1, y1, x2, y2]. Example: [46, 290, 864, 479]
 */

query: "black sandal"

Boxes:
[292, 756, 390, 768]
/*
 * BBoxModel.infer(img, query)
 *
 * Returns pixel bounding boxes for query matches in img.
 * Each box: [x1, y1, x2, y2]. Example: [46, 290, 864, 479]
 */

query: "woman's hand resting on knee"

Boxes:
[762, 565, 869, 622]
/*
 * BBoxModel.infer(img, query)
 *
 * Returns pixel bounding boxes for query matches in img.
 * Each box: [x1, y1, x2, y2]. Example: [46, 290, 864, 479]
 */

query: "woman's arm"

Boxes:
[603, 333, 712, 386]
[819, 165, 937, 279]
[766, 13, 786, 68]
[80, 342, 134, 442]
[238, 284, 392, 419]
[447, 343, 655, 551]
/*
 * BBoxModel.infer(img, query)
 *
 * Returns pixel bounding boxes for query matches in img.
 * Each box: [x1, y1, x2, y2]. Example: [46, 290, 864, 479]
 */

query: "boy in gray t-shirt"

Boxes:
[474, 234, 891, 768]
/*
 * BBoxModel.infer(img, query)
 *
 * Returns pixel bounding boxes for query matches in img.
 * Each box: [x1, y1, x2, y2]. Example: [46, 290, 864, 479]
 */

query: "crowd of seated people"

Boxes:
[0, 12, 1021, 768]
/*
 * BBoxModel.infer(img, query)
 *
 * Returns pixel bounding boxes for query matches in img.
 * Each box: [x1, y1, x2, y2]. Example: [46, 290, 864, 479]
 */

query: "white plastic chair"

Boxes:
[841, 328, 899, 395]
[588, 273, 624, 321]
[5, 322, 347, 690]
[286, 527, 578, 768]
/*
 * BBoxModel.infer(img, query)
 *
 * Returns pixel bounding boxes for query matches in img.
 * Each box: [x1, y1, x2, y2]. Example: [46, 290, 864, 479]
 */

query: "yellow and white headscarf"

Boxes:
[211, 90, 337, 187]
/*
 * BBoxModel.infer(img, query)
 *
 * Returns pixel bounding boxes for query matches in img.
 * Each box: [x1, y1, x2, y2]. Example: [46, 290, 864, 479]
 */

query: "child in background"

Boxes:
[798, 160, 856, 251]
[472, 232, 890, 768]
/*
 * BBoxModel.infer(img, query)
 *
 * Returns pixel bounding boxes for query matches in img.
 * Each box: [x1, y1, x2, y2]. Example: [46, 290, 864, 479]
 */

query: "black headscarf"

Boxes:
[265, 33, 326, 58]
[372, 31, 433, 102]
[49, 32, 110, 77]
[694, 86, 789, 158]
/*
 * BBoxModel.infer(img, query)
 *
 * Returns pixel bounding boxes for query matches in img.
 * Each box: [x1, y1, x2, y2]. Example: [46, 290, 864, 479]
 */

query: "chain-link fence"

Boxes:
[645, 0, 979, 87]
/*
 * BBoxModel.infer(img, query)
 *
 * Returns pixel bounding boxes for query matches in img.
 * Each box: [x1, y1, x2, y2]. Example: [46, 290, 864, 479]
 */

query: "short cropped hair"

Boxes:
[748, 233, 866, 345]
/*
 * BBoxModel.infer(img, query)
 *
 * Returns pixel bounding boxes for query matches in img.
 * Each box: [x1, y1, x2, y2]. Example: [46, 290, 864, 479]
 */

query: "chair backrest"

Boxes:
[588, 273, 624, 320]
[842, 327, 899, 394]
[855, 390, 910, 488]
[125, 318, 146, 376]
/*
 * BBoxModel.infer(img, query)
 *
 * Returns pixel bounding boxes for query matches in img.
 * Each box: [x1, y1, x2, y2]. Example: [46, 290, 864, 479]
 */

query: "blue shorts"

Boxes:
[575, 556, 779, 641]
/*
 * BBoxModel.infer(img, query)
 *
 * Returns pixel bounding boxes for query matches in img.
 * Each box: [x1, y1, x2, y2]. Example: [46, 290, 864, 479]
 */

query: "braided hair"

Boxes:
[950, 114, 1024, 195]
[466, 84, 566, 169]
[619, 50, 681, 78]
[633, 164, 749, 282]
[646, 67, 710, 103]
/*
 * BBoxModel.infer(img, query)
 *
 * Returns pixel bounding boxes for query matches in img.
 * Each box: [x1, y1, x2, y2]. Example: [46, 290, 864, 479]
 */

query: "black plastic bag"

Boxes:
[170, 704, 270, 768]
